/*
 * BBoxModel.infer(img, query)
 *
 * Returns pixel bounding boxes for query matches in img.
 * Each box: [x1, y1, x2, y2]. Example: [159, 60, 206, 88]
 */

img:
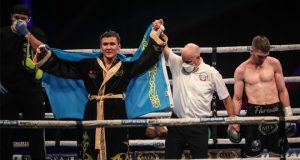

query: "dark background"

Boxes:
[2, 0, 300, 48]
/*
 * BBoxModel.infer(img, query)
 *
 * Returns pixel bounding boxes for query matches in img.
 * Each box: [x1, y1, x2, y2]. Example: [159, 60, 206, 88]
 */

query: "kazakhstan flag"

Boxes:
[42, 24, 173, 119]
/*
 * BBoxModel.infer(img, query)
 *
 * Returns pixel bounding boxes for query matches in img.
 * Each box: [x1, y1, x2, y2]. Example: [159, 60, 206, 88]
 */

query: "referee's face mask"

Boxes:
[182, 54, 200, 73]
[182, 62, 196, 73]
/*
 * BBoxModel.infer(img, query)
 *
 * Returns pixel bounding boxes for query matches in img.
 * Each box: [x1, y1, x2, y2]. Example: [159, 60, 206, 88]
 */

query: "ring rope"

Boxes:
[67, 44, 300, 54]
[33, 108, 299, 119]
[12, 137, 300, 148]
[1, 116, 299, 128]
[129, 138, 300, 147]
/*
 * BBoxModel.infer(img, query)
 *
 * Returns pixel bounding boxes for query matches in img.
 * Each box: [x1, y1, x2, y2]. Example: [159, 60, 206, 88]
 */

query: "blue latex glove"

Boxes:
[15, 20, 29, 37]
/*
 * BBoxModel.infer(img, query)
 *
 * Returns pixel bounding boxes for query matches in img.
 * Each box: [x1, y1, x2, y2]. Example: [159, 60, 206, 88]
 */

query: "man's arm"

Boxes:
[222, 96, 235, 117]
[273, 58, 290, 107]
[34, 45, 84, 79]
[233, 67, 245, 115]
[273, 58, 297, 136]
[163, 45, 171, 62]
[128, 19, 167, 77]
[227, 67, 244, 133]
[222, 82, 240, 133]
[152, 19, 171, 63]
[128, 39, 162, 77]
[26, 31, 44, 50]
[14, 20, 46, 80]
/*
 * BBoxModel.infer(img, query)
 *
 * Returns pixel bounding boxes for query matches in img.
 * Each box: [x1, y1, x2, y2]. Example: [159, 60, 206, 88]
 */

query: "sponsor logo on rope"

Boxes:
[201, 117, 224, 122]
[121, 119, 148, 125]
[0, 120, 18, 126]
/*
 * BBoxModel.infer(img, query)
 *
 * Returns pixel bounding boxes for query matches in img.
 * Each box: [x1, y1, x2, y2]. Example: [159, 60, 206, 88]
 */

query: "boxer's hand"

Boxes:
[152, 19, 164, 31]
[227, 126, 241, 143]
[145, 127, 157, 138]
[228, 123, 240, 132]
[283, 106, 297, 137]
[227, 120, 241, 144]
[36, 44, 50, 57]
[155, 126, 167, 137]
[150, 19, 168, 47]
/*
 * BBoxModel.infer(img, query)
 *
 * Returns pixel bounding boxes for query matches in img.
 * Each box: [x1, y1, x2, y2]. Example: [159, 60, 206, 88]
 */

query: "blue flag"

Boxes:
[42, 24, 172, 119]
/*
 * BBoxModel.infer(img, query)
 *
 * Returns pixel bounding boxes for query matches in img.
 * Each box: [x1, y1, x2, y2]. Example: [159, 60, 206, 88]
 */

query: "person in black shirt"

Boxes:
[0, 4, 47, 160]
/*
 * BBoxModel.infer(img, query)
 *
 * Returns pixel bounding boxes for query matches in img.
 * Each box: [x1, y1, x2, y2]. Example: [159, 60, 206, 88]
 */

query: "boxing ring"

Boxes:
[1, 44, 300, 159]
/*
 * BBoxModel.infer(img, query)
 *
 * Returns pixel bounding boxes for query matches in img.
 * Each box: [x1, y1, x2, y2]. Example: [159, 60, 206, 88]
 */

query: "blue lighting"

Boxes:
[22, 0, 33, 26]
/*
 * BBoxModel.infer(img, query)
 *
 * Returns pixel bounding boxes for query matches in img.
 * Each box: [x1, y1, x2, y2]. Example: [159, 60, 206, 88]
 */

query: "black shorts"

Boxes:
[243, 102, 289, 157]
